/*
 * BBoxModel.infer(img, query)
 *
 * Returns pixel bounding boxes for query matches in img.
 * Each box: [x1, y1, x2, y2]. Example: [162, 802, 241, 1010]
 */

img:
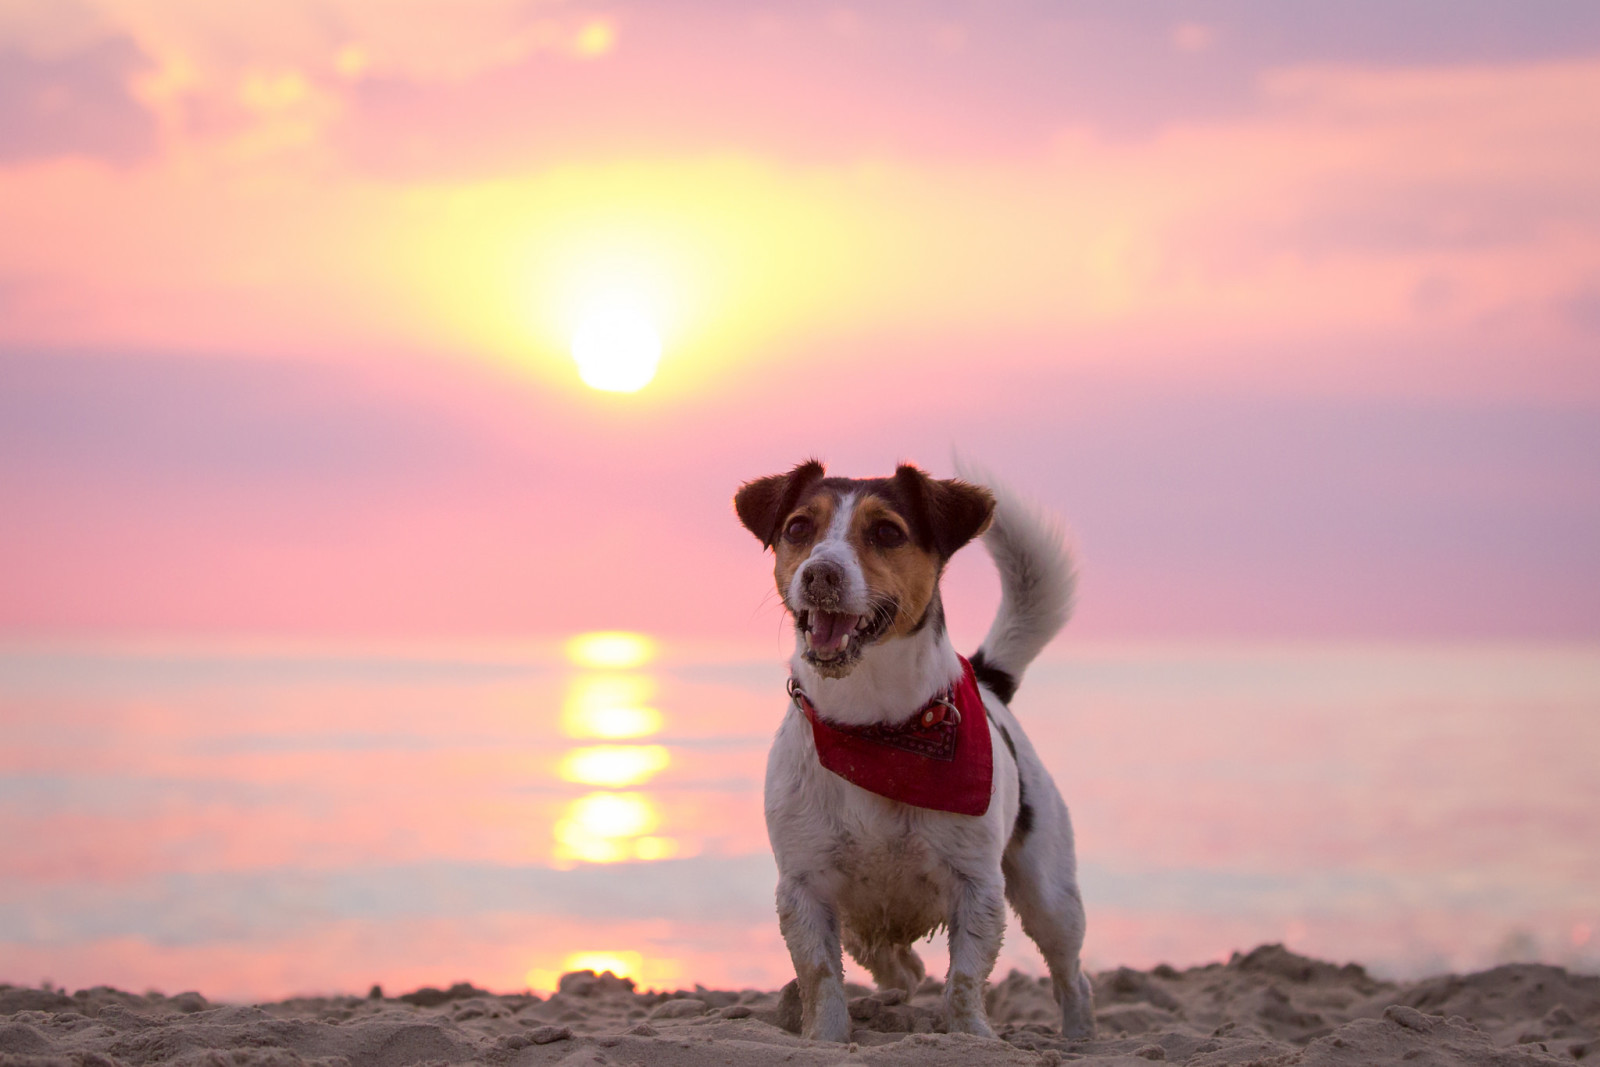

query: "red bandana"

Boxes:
[792, 656, 993, 816]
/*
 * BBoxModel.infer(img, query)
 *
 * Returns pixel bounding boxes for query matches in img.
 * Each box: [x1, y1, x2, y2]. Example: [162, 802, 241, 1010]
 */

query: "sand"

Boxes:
[3, 945, 1595, 1066]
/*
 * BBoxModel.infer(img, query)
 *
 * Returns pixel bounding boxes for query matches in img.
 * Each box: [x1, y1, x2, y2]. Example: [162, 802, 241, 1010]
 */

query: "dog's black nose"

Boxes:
[801, 560, 845, 607]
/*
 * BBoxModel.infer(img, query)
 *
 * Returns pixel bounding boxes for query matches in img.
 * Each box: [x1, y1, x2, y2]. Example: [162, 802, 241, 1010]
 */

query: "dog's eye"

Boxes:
[783, 516, 814, 542]
[870, 521, 907, 548]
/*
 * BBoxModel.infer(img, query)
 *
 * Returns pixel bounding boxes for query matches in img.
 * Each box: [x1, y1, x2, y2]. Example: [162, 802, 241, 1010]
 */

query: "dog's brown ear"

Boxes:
[893, 464, 994, 559]
[735, 459, 826, 548]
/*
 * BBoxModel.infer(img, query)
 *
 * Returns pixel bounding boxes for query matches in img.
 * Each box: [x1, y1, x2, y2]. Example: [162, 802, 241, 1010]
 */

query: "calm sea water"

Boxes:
[2, 639, 1596, 1000]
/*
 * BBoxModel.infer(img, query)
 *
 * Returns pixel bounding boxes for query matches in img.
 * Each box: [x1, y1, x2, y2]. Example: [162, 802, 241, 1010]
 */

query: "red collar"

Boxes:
[788, 655, 993, 816]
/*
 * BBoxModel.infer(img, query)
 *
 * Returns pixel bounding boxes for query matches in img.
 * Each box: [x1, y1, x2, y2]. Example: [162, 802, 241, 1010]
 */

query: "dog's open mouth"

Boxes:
[796, 602, 895, 673]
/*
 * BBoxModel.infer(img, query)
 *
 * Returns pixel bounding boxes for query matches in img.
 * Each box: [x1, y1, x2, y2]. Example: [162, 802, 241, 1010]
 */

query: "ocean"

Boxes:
[2, 639, 1596, 1000]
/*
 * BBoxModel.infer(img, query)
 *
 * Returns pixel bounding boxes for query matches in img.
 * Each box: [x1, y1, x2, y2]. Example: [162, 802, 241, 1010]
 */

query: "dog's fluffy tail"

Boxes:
[956, 458, 1075, 705]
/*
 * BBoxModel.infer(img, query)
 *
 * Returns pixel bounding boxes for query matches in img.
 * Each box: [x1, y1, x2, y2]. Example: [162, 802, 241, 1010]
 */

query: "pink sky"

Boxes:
[2, 1, 1598, 644]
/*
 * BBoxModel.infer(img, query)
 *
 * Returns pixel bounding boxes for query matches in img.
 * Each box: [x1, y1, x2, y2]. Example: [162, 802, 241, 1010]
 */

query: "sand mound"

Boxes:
[3, 946, 1594, 1066]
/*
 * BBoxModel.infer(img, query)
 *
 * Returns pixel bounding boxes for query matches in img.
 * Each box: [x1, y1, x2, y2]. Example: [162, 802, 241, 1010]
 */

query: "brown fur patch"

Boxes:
[772, 492, 836, 604]
[768, 489, 944, 637]
[849, 495, 942, 637]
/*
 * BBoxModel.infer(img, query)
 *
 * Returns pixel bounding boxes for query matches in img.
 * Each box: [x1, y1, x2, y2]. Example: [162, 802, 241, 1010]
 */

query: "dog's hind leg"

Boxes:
[885, 944, 926, 993]
[844, 932, 925, 994]
[1003, 844, 1096, 1039]
[776, 874, 851, 1042]
[943, 874, 1007, 1036]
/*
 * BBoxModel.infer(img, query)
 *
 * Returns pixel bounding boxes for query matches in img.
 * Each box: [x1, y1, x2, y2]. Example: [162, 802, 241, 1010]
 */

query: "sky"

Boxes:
[3, 0, 1600, 646]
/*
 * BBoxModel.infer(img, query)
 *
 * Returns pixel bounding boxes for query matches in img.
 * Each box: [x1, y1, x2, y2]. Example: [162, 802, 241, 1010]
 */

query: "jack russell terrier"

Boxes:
[734, 460, 1094, 1042]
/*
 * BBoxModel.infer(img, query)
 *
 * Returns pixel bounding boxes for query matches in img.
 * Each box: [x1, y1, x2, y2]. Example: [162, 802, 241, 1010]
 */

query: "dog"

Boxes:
[734, 459, 1094, 1042]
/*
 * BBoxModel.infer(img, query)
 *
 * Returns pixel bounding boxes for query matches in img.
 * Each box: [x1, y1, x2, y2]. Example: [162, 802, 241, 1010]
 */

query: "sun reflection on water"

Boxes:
[550, 794, 678, 864]
[559, 745, 671, 787]
[566, 631, 656, 670]
[562, 675, 662, 739]
[552, 791, 670, 863]
[531, 632, 685, 984]
[525, 950, 682, 995]
[563, 950, 638, 979]
[550, 631, 678, 868]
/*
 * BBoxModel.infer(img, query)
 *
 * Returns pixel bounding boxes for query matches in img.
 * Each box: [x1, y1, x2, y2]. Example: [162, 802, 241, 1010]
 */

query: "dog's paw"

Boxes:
[945, 1011, 997, 1038]
[1062, 1020, 1096, 1040]
[943, 972, 997, 1038]
[799, 985, 852, 1043]
[803, 1012, 853, 1043]
[1059, 972, 1096, 1039]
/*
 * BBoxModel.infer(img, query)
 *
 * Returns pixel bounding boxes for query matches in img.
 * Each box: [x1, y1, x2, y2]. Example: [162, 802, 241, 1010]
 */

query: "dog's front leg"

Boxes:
[944, 874, 1007, 1037]
[776, 874, 850, 1042]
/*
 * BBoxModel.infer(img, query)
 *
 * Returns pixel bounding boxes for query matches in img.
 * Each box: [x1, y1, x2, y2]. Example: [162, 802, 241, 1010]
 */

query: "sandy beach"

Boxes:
[4, 945, 1595, 1066]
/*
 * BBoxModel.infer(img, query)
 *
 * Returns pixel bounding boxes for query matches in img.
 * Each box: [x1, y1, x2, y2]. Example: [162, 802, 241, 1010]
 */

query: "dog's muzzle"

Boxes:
[795, 602, 896, 677]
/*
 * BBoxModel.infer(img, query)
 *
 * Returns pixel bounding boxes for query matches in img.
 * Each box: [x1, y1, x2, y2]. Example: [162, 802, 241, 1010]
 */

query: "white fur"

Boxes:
[957, 456, 1077, 679]
[786, 491, 867, 617]
[790, 628, 963, 726]
[763, 471, 1095, 1042]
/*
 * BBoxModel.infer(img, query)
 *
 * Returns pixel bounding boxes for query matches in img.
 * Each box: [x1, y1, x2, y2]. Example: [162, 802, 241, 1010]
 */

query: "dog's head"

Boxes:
[734, 461, 995, 677]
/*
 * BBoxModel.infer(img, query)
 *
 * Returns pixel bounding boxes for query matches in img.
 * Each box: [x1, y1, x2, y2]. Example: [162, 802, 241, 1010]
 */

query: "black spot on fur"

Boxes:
[969, 650, 1018, 704]
[1013, 789, 1035, 844]
[992, 718, 1017, 761]
[910, 590, 945, 637]
[890, 465, 994, 560]
[990, 719, 1030, 844]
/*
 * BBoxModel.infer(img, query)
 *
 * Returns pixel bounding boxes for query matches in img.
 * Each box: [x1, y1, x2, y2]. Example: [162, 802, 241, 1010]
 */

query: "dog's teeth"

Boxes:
[839, 632, 850, 649]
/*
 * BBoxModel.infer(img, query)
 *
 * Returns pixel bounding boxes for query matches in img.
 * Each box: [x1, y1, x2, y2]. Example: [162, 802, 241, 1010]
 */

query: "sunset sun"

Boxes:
[570, 295, 662, 393]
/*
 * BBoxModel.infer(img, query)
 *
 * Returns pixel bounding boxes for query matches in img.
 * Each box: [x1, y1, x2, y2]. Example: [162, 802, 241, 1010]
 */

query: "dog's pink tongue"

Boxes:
[810, 611, 859, 653]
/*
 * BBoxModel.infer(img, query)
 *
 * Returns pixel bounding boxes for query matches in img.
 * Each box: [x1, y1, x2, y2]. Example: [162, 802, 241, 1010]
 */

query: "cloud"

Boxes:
[0, 34, 157, 165]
